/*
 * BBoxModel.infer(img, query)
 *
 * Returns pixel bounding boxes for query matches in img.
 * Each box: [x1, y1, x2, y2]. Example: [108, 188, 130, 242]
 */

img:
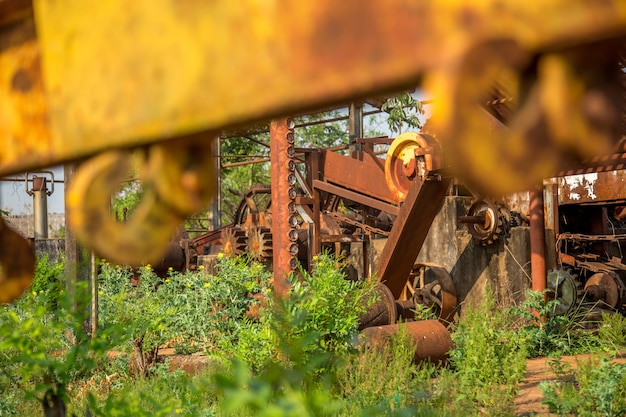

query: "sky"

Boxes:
[0, 165, 65, 215]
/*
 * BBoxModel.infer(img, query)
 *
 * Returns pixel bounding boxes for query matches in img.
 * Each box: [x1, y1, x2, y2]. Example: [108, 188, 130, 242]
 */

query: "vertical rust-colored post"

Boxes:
[311, 150, 321, 259]
[529, 185, 547, 293]
[270, 118, 296, 298]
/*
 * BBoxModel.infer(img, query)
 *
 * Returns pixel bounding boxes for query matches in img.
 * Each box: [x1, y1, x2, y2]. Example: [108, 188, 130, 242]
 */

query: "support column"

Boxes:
[270, 118, 297, 297]
[64, 163, 92, 333]
[31, 176, 49, 238]
[529, 185, 547, 293]
[348, 102, 363, 152]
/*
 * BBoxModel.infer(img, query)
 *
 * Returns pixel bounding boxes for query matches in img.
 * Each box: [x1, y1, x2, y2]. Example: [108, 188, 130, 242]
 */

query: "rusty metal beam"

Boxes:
[270, 118, 295, 297]
[322, 150, 400, 205]
[0, 1, 623, 176]
[375, 172, 452, 298]
[313, 180, 400, 216]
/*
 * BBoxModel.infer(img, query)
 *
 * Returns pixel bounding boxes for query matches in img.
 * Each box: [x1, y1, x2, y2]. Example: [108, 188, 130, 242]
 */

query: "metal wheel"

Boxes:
[247, 227, 273, 261]
[546, 269, 580, 316]
[384, 132, 441, 201]
[400, 263, 457, 325]
[234, 186, 272, 228]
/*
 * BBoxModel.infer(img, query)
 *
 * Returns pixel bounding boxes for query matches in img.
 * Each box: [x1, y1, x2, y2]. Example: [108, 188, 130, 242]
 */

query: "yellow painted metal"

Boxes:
[0, 16, 54, 174]
[9, 0, 621, 179]
[66, 133, 216, 266]
[0, 218, 34, 304]
[65, 130, 217, 280]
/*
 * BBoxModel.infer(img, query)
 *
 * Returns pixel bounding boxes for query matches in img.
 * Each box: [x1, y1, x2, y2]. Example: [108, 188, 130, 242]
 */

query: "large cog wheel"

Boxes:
[466, 199, 510, 246]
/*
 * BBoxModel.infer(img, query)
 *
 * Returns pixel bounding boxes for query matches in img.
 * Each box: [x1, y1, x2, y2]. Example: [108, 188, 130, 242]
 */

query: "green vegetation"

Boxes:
[2, 253, 626, 416]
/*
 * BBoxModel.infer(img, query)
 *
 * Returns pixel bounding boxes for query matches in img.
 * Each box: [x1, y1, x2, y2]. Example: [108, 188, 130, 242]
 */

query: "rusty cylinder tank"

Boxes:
[360, 320, 453, 365]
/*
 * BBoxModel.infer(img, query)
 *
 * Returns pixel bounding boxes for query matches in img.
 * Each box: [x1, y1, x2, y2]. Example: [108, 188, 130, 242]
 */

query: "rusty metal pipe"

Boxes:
[359, 320, 452, 365]
[529, 186, 547, 293]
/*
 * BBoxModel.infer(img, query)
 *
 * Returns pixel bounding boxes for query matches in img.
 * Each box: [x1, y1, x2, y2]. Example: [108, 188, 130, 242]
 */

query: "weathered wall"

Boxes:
[5, 213, 65, 238]
[34, 238, 65, 264]
[352, 196, 556, 314]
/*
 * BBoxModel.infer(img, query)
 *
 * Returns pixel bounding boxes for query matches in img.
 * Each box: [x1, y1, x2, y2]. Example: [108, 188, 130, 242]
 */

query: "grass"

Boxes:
[1, 253, 626, 416]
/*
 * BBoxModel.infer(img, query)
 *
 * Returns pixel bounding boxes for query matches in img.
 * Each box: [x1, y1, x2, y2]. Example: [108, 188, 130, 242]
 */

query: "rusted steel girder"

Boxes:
[322, 150, 400, 206]
[270, 118, 297, 297]
[375, 172, 452, 298]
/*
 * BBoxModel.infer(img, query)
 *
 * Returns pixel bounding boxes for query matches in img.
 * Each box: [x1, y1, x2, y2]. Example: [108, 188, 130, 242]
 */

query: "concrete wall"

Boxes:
[351, 196, 556, 314]
[34, 238, 65, 264]
[5, 213, 65, 238]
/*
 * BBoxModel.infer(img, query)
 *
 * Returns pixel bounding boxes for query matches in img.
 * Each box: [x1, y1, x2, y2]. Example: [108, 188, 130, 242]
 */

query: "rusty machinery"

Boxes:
[0, 0, 626, 360]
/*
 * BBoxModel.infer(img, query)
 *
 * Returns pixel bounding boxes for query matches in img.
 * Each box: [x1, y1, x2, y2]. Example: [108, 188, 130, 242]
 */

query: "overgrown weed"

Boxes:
[438, 287, 527, 416]
[540, 354, 626, 416]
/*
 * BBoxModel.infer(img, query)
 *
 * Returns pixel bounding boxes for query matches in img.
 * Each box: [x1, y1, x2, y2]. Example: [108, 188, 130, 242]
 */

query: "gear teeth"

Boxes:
[467, 199, 510, 246]
[248, 227, 273, 261]
[221, 227, 248, 256]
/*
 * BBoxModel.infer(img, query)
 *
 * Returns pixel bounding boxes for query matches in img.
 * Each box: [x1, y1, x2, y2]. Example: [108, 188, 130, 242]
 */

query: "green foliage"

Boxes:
[511, 290, 603, 357]
[598, 311, 626, 349]
[540, 355, 626, 416]
[271, 255, 377, 362]
[98, 256, 272, 356]
[98, 263, 170, 353]
[442, 289, 527, 416]
[211, 311, 435, 417]
[31, 253, 65, 309]
[0, 282, 123, 415]
[381, 92, 424, 134]
[88, 366, 214, 417]
[335, 326, 438, 415]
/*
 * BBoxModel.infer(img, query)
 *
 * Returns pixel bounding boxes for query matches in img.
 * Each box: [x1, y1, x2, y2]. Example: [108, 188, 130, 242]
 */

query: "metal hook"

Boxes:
[67, 135, 216, 266]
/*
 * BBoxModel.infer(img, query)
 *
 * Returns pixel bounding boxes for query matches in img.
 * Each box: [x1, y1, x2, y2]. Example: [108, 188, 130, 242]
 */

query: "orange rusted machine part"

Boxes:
[360, 320, 453, 365]
[1, 0, 625, 302]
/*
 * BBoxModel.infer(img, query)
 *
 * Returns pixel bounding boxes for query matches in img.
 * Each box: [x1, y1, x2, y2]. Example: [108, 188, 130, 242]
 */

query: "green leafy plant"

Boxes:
[598, 311, 626, 349]
[511, 290, 602, 357]
[541, 355, 626, 416]
[335, 325, 437, 415]
[441, 288, 527, 416]
[30, 253, 65, 309]
[269, 254, 377, 364]
[0, 281, 123, 416]
[381, 92, 424, 134]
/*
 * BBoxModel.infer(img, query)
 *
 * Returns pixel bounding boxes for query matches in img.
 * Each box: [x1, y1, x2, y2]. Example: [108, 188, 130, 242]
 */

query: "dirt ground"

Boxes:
[515, 351, 626, 416]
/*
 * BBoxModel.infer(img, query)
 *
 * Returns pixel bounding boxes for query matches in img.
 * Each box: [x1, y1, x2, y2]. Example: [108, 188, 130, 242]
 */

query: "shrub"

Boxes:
[0, 282, 123, 416]
[31, 253, 65, 309]
[541, 355, 626, 416]
[511, 290, 603, 357]
[334, 325, 438, 415]
[267, 254, 377, 366]
[440, 288, 527, 416]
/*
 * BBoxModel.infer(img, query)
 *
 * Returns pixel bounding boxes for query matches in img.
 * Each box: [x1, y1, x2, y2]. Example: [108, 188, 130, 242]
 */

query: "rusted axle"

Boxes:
[359, 320, 453, 365]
